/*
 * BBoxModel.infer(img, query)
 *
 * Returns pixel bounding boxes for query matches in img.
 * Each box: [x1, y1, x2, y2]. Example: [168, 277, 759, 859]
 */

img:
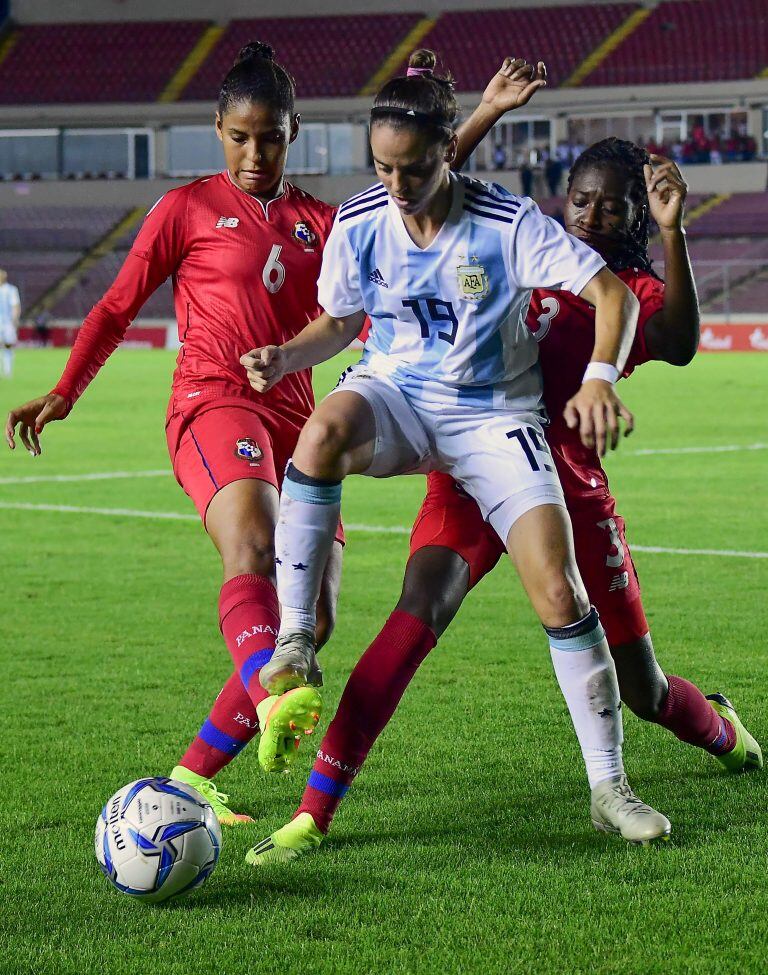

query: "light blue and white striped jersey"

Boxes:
[0, 282, 20, 327]
[318, 172, 605, 410]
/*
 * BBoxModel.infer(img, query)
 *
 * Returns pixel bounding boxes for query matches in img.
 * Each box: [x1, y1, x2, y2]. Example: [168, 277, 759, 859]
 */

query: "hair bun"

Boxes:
[235, 41, 275, 67]
[408, 49, 437, 72]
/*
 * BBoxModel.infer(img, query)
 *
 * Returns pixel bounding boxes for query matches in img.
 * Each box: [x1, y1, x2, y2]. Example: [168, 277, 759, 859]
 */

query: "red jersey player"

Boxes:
[246, 139, 761, 865]
[4, 43, 548, 824]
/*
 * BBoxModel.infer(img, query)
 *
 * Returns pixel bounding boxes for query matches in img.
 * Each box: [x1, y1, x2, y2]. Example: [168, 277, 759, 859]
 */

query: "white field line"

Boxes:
[626, 442, 766, 457]
[0, 469, 169, 486]
[0, 443, 764, 487]
[0, 501, 765, 559]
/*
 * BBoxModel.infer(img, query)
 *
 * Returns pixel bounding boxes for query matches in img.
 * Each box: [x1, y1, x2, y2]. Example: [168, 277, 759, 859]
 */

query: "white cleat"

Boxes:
[259, 631, 323, 695]
[590, 774, 671, 846]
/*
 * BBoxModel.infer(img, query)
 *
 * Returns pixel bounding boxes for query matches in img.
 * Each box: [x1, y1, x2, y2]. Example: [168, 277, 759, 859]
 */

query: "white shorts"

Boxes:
[0, 323, 17, 345]
[328, 365, 565, 542]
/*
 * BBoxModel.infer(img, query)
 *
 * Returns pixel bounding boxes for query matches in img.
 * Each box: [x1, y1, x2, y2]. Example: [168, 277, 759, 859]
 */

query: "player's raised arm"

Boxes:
[564, 267, 639, 457]
[641, 155, 699, 365]
[453, 57, 547, 170]
[241, 310, 366, 393]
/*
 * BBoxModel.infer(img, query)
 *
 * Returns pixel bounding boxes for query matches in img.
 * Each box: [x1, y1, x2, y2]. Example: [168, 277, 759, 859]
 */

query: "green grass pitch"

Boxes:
[1, 349, 766, 975]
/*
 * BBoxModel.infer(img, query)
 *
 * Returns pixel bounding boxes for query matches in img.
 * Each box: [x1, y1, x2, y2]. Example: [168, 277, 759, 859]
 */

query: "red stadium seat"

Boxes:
[0, 21, 207, 104]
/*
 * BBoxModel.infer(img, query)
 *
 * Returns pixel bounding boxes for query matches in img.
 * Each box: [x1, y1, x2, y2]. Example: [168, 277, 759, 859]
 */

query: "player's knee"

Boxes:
[220, 536, 276, 579]
[396, 550, 468, 637]
[537, 575, 589, 628]
[298, 413, 354, 471]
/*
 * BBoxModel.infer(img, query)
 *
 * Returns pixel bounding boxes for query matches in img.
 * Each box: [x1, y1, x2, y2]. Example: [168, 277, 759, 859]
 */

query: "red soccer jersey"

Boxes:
[53, 173, 337, 428]
[526, 267, 665, 505]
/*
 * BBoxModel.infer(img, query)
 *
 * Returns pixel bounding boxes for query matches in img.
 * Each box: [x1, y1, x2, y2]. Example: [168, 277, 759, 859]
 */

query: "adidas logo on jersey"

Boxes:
[216, 216, 239, 229]
[367, 268, 388, 288]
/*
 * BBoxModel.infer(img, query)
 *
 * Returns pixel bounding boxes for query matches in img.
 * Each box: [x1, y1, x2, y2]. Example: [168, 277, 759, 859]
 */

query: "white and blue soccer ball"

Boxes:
[95, 777, 222, 903]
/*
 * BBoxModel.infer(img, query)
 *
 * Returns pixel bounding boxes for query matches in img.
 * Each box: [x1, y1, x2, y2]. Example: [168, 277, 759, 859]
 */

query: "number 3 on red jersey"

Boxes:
[263, 244, 286, 294]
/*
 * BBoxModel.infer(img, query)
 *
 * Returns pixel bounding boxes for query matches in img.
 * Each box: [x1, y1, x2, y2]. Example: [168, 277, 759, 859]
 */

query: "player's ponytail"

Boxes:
[568, 137, 660, 280]
[371, 49, 458, 143]
[218, 40, 296, 117]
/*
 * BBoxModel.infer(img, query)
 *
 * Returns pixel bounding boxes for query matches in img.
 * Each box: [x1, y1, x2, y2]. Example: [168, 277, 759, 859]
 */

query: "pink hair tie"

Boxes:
[407, 67, 433, 77]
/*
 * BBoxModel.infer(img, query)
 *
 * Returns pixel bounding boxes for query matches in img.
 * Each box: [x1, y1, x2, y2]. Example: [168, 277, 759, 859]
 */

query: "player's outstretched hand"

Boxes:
[644, 154, 687, 233]
[564, 380, 634, 457]
[481, 57, 547, 114]
[5, 393, 68, 455]
[240, 346, 287, 393]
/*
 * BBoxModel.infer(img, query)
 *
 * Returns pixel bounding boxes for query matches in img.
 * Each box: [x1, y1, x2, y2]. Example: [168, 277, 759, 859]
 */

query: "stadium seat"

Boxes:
[181, 14, 421, 100]
[0, 21, 207, 104]
[585, 0, 768, 85]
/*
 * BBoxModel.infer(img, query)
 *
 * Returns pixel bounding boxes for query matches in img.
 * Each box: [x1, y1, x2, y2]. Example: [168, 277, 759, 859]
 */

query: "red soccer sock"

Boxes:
[178, 672, 259, 778]
[295, 610, 437, 833]
[655, 675, 736, 755]
[219, 573, 279, 709]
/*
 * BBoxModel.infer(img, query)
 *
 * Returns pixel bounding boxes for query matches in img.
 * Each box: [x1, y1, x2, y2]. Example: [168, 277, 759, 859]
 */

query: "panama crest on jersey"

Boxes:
[456, 255, 490, 300]
[292, 220, 317, 248]
[234, 438, 262, 465]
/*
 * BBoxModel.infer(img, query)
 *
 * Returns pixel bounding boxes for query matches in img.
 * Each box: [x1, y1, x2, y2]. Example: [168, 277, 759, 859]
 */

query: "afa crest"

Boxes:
[292, 221, 317, 248]
[234, 438, 263, 465]
[457, 256, 490, 301]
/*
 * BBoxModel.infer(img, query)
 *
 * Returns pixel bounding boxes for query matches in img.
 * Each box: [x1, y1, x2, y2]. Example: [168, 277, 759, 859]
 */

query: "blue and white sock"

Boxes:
[545, 607, 624, 789]
[275, 462, 342, 638]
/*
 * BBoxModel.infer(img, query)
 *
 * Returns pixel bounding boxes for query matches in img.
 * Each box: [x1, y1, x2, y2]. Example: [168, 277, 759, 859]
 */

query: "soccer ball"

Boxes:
[95, 777, 222, 903]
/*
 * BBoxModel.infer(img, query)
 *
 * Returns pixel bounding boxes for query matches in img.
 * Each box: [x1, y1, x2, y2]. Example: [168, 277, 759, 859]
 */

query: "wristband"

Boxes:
[583, 362, 619, 385]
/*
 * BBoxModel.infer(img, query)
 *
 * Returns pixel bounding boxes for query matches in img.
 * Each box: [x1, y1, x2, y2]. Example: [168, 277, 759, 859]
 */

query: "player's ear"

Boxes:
[444, 133, 459, 166]
[215, 112, 224, 143]
[289, 113, 301, 144]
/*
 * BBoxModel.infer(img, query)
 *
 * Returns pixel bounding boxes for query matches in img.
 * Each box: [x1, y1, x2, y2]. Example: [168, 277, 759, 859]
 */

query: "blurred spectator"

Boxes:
[544, 153, 563, 196]
[492, 143, 507, 170]
[34, 308, 52, 347]
[520, 162, 534, 197]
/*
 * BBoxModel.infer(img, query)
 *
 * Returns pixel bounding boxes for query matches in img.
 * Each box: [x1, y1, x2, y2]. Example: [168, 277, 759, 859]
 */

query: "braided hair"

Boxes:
[218, 41, 295, 118]
[567, 137, 660, 279]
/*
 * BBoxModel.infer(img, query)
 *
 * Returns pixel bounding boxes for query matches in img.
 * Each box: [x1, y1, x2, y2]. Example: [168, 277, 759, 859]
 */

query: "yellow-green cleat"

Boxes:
[245, 812, 324, 866]
[170, 765, 254, 826]
[590, 774, 671, 846]
[706, 693, 763, 772]
[256, 687, 322, 774]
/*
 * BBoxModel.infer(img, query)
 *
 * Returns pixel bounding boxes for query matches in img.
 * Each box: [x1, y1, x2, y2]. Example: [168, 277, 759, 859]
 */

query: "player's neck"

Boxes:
[401, 174, 453, 248]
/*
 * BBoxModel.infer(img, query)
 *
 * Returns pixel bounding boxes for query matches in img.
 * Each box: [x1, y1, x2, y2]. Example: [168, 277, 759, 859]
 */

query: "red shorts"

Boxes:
[166, 402, 344, 543]
[410, 473, 648, 647]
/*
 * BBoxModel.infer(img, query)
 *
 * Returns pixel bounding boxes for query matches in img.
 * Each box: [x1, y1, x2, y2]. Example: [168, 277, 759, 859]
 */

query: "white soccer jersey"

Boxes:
[318, 172, 605, 410]
[0, 282, 20, 327]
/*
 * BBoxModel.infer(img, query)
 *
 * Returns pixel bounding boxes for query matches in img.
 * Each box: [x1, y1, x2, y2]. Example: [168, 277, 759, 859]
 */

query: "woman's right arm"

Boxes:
[241, 310, 366, 393]
[6, 193, 185, 454]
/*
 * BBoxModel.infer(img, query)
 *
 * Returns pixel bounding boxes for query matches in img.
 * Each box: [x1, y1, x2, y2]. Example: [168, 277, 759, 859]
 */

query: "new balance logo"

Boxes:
[367, 268, 388, 288]
[216, 216, 239, 229]
[608, 572, 629, 592]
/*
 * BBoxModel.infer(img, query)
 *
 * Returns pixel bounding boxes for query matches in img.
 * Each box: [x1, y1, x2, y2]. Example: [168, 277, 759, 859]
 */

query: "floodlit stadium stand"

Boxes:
[180, 13, 421, 100]
[585, 0, 768, 86]
[391, 4, 636, 89]
[0, 20, 206, 103]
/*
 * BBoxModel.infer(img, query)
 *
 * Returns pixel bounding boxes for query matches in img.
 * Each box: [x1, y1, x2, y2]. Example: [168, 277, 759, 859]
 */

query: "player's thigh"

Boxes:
[303, 370, 431, 479]
[316, 540, 343, 649]
[293, 389, 377, 476]
[570, 509, 649, 648]
[410, 472, 504, 592]
[505, 503, 589, 626]
[168, 406, 281, 570]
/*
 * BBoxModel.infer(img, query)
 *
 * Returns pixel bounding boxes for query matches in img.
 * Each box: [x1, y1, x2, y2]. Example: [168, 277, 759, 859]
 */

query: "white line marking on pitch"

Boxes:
[0, 469, 169, 486]
[0, 443, 763, 486]
[626, 443, 766, 457]
[0, 501, 765, 559]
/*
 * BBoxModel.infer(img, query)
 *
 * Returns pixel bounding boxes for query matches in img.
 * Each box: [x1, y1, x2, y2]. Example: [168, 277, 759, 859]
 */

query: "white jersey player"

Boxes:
[241, 50, 671, 845]
[0, 269, 21, 378]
